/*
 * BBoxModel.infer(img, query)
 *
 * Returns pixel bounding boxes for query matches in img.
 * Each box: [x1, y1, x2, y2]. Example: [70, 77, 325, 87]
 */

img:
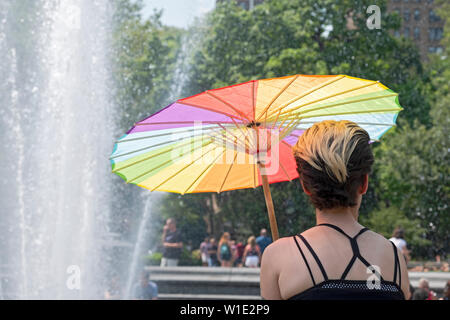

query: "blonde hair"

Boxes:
[292, 120, 374, 210]
[293, 120, 368, 183]
[219, 232, 231, 247]
[247, 236, 256, 246]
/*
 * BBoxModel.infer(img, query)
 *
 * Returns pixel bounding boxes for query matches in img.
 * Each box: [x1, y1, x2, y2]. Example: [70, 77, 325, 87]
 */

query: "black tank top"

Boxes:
[288, 223, 405, 300]
[248, 246, 259, 257]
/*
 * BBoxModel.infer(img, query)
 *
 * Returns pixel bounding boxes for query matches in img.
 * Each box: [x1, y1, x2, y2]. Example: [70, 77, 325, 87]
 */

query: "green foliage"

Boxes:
[143, 249, 202, 266]
[113, 0, 448, 259]
[144, 252, 163, 266]
[179, 248, 202, 266]
[374, 102, 449, 257]
[171, 0, 437, 249]
[149, 193, 209, 249]
[112, 0, 183, 131]
[360, 205, 431, 258]
[109, 0, 184, 244]
[185, 0, 431, 126]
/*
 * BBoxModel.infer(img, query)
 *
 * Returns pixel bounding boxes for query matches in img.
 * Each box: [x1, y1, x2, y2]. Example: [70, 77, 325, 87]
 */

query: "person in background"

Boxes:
[417, 278, 437, 300]
[160, 218, 183, 267]
[232, 239, 245, 267]
[411, 287, 429, 300]
[389, 227, 411, 264]
[243, 236, 261, 268]
[104, 275, 121, 300]
[133, 271, 158, 300]
[256, 228, 272, 256]
[207, 238, 219, 267]
[200, 237, 210, 267]
[217, 232, 234, 267]
[440, 280, 450, 300]
[230, 240, 237, 265]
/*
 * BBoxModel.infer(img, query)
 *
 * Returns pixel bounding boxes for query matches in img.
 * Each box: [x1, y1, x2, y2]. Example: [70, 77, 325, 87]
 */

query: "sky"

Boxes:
[142, 0, 216, 29]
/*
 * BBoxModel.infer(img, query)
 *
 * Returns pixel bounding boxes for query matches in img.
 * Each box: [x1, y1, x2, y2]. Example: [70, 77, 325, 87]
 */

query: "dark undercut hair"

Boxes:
[292, 120, 374, 210]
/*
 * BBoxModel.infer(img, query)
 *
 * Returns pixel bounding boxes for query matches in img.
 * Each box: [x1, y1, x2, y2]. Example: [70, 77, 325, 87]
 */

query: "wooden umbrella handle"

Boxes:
[258, 162, 279, 241]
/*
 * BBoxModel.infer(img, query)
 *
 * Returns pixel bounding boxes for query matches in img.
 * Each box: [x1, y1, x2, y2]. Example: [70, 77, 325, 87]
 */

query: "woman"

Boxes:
[199, 237, 210, 267]
[243, 236, 261, 268]
[389, 227, 411, 264]
[260, 120, 410, 300]
[207, 238, 219, 267]
[217, 232, 234, 267]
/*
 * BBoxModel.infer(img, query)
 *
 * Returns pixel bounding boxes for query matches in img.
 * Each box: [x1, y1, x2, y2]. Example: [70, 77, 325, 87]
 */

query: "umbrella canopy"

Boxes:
[111, 74, 402, 239]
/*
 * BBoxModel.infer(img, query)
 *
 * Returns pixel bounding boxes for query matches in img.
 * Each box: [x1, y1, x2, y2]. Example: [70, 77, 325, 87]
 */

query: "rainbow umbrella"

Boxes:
[110, 74, 402, 240]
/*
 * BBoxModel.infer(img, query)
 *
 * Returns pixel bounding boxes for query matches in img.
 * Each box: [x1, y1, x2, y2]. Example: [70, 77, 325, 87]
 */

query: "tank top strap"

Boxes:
[316, 223, 378, 280]
[390, 240, 402, 288]
[317, 223, 369, 239]
[293, 235, 316, 286]
[297, 234, 329, 281]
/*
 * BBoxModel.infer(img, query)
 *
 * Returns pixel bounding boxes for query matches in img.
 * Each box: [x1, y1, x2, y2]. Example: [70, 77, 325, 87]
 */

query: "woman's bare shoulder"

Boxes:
[365, 229, 395, 246]
[262, 236, 294, 258]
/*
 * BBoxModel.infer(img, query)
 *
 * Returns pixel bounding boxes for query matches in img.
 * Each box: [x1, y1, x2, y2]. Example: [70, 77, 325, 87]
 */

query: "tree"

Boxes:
[360, 205, 431, 258]
[112, 0, 183, 132]
[185, 0, 431, 126]
[114, 0, 445, 260]
[373, 103, 449, 258]
[163, 0, 433, 245]
[371, 0, 449, 258]
[109, 0, 183, 243]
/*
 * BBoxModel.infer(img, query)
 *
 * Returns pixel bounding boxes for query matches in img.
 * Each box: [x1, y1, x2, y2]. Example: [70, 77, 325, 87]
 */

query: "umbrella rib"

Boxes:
[270, 80, 381, 119]
[116, 124, 233, 143]
[281, 128, 310, 138]
[264, 75, 346, 120]
[229, 116, 257, 151]
[253, 154, 257, 188]
[270, 109, 283, 130]
[218, 152, 239, 193]
[127, 139, 214, 184]
[279, 161, 291, 181]
[285, 107, 403, 121]
[111, 127, 225, 160]
[214, 126, 253, 153]
[296, 121, 397, 127]
[279, 118, 302, 142]
[150, 143, 221, 192]
[252, 80, 256, 120]
[205, 91, 252, 123]
[177, 100, 244, 122]
[217, 123, 251, 151]
[210, 132, 242, 153]
[134, 120, 237, 126]
[183, 147, 228, 194]
[256, 74, 299, 124]
[279, 93, 399, 119]
[274, 113, 291, 135]
[278, 116, 299, 139]
[113, 137, 212, 174]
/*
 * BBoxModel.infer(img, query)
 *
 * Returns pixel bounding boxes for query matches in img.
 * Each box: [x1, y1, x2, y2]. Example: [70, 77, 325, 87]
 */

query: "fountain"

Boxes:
[0, 0, 116, 299]
[0, 0, 210, 300]
[119, 17, 205, 300]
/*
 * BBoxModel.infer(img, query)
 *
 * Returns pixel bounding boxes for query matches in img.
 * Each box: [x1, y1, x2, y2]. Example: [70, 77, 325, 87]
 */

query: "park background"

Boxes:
[113, 0, 448, 266]
[0, 0, 448, 299]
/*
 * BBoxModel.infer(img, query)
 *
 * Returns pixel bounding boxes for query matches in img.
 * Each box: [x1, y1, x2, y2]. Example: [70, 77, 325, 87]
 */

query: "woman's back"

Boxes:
[262, 222, 409, 300]
[260, 120, 411, 300]
[247, 244, 259, 257]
